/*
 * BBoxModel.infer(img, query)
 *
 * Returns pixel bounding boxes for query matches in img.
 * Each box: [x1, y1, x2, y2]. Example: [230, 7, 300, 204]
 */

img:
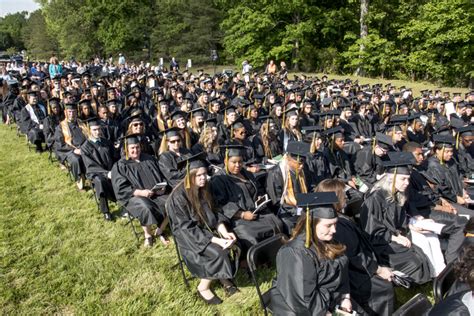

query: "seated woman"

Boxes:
[252, 116, 282, 163]
[166, 153, 240, 305]
[316, 179, 395, 316]
[268, 192, 353, 315]
[278, 107, 302, 151]
[266, 141, 313, 234]
[111, 134, 170, 247]
[191, 118, 223, 169]
[360, 152, 433, 285]
[121, 111, 155, 156]
[302, 125, 330, 185]
[210, 145, 283, 252]
[43, 97, 63, 152]
[157, 127, 191, 187]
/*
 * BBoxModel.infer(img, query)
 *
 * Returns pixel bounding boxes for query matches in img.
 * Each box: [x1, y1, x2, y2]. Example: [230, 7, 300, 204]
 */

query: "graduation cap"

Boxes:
[295, 192, 339, 248]
[64, 102, 78, 110]
[432, 134, 456, 165]
[324, 126, 344, 138]
[220, 144, 247, 173]
[177, 152, 209, 189]
[121, 133, 142, 160]
[84, 117, 101, 128]
[106, 99, 118, 106]
[382, 151, 415, 195]
[26, 90, 37, 96]
[48, 97, 60, 104]
[373, 132, 393, 152]
[286, 141, 310, 160]
[456, 125, 474, 137]
[203, 117, 218, 128]
[302, 125, 325, 150]
[190, 108, 207, 121]
[160, 126, 181, 138]
[170, 110, 188, 121]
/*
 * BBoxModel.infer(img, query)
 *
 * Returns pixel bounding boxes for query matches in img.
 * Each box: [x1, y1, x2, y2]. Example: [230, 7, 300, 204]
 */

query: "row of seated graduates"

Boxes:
[3, 67, 474, 314]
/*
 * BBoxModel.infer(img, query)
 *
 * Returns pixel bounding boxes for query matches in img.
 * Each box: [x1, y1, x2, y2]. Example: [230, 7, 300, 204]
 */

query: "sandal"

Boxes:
[197, 289, 222, 305]
[144, 236, 154, 248]
[154, 228, 170, 246]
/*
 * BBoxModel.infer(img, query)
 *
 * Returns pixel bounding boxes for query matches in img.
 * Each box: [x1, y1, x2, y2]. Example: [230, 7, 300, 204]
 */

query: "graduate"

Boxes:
[157, 127, 191, 187]
[81, 118, 118, 220]
[111, 134, 170, 247]
[191, 118, 223, 168]
[166, 153, 240, 305]
[354, 132, 392, 191]
[360, 152, 433, 285]
[279, 107, 302, 151]
[425, 134, 473, 215]
[20, 90, 47, 152]
[42, 97, 63, 152]
[455, 124, 474, 179]
[210, 145, 283, 251]
[268, 192, 352, 315]
[252, 115, 282, 163]
[316, 179, 395, 315]
[54, 102, 88, 190]
[266, 141, 313, 234]
[302, 125, 330, 186]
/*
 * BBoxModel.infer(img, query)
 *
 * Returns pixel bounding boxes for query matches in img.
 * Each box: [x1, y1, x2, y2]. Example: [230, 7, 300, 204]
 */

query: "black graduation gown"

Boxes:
[457, 143, 474, 178]
[323, 147, 353, 183]
[43, 115, 61, 149]
[111, 154, 168, 226]
[20, 104, 46, 144]
[266, 165, 312, 234]
[407, 129, 427, 145]
[359, 189, 432, 284]
[157, 148, 190, 187]
[210, 169, 283, 251]
[334, 215, 394, 315]
[191, 143, 223, 168]
[306, 150, 330, 186]
[81, 138, 117, 203]
[268, 235, 350, 315]
[425, 156, 464, 203]
[54, 121, 87, 180]
[428, 291, 472, 316]
[166, 184, 239, 280]
[351, 114, 373, 138]
[252, 134, 282, 163]
[279, 129, 302, 151]
[354, 146, 386, 189]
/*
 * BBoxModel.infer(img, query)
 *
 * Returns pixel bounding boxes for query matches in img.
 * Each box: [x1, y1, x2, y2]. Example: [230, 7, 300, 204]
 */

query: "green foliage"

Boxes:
[22, 10, 59, 61]
[0, 12, 28, 51]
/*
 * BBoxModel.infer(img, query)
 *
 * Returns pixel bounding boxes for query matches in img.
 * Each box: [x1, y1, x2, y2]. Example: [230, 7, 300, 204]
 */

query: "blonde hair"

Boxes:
[199, 126, 219, 154]
[370, 174, 407, 206]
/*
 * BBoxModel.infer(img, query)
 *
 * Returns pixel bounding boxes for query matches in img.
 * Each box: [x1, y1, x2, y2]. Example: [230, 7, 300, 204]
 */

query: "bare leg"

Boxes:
[154, 217, 170, 246]
[197, 279, 215, 300]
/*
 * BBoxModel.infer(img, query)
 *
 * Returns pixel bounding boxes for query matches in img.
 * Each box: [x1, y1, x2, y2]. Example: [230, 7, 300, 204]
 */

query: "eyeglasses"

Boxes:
[132, 123, 144, 127]
[169, 139, 181, 144]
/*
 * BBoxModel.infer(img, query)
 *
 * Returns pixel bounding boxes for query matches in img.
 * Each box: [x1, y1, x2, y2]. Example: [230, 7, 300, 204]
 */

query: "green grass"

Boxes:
[0, 124, 433, 314]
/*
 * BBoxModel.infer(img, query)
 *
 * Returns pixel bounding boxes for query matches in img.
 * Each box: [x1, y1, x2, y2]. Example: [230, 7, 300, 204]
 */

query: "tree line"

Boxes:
[0, 0, 471, 86]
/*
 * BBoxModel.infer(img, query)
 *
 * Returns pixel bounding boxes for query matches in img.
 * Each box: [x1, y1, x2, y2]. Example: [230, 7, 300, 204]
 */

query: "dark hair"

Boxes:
[403, 141, 421, 153]
[182, 168, 214, 225]
[454, 244, 474, 290]
[464, 217, 474, 235]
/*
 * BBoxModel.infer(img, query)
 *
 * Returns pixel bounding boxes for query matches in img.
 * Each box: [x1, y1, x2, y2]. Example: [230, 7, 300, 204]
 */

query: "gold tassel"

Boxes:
[185, 161, 191, 189]
[456, 133, 460, 150]
[124, 138, 128, 160]
[440, 144, 445, 165]
[225, 148, 229, 174]
[395, 103, 399, 115]
[305, 205, 311, 248]
[310, 133, 316, 154]
[295, 155, 300, 179]
[372, 137, 376, 154]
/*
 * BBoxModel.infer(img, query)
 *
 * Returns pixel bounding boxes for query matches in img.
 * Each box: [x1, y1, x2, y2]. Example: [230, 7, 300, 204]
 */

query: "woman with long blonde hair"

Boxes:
[279, 107, 302, 151]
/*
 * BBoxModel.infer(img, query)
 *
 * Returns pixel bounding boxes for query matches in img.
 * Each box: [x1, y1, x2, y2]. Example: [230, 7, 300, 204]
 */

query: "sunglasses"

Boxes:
[132, 123, 144, 127]
[169, 139, 181, 144]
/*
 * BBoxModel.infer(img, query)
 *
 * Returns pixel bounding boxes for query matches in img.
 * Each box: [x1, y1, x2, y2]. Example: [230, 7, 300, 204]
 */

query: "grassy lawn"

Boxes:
[0, 124, 432, 314]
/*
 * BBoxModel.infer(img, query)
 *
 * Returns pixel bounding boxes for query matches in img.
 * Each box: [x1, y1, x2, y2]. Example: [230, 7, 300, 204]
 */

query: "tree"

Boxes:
[22, 10, 59, 60]
[0, 12, 28, 51]
[356, 0, 369, 76]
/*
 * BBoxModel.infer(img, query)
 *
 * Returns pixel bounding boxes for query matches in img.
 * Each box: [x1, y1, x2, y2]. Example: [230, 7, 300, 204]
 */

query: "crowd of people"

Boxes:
[1, 57, 473, 315]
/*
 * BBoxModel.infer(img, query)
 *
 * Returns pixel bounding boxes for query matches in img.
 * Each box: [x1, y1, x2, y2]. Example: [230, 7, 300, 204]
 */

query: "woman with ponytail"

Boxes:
[167, 153, 239, 305]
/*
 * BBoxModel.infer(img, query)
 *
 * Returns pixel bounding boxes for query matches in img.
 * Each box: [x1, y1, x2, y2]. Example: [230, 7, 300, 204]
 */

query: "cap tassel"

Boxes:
[305, 205, 311, 248]
[440, 144, 445, 165]
[225, 148, 229, 174]
[456, 133, 460, 150]
[395, 104, 399, 115]
[310, 133, 316, 154]
[295, 155, 300, 179]
[185, 161, 191, 189]
[124, 139, 129, 160]
[372, 137, 376, 154]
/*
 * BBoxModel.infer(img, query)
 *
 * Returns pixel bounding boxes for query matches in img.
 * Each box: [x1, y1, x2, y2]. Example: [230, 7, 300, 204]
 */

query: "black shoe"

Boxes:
[197, 290, 222, 305]
[104, 212, 113, 221]
[223, 284, 239, 296]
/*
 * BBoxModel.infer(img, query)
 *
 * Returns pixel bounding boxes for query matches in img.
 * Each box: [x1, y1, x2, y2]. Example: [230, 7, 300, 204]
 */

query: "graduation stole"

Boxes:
[60, 119, 74, 148]
[284, 159, 308, 206]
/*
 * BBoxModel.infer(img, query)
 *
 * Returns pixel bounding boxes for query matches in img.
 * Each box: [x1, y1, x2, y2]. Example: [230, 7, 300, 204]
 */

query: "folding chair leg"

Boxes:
[173, 241, 190, 288]
[125, 214, 141, 247]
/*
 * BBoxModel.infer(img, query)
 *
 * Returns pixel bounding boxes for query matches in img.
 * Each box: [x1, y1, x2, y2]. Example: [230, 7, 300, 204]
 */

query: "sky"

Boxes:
[0, 0, 40, 17]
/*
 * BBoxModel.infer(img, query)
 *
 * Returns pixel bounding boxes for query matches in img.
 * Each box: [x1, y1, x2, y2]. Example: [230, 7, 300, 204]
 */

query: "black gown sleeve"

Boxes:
[158, 152, 186, 187]
[111, 161, 134, 205]
[210, 174, 242, 219]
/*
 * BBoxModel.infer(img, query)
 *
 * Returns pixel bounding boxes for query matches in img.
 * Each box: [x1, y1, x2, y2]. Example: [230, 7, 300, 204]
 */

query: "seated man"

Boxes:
[81, 118, 118, 221]
[354, 132, 392, 191]
[20, 90, 47, 152]
[54, 103, 87, 190]
[111, 134, 170, 247]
